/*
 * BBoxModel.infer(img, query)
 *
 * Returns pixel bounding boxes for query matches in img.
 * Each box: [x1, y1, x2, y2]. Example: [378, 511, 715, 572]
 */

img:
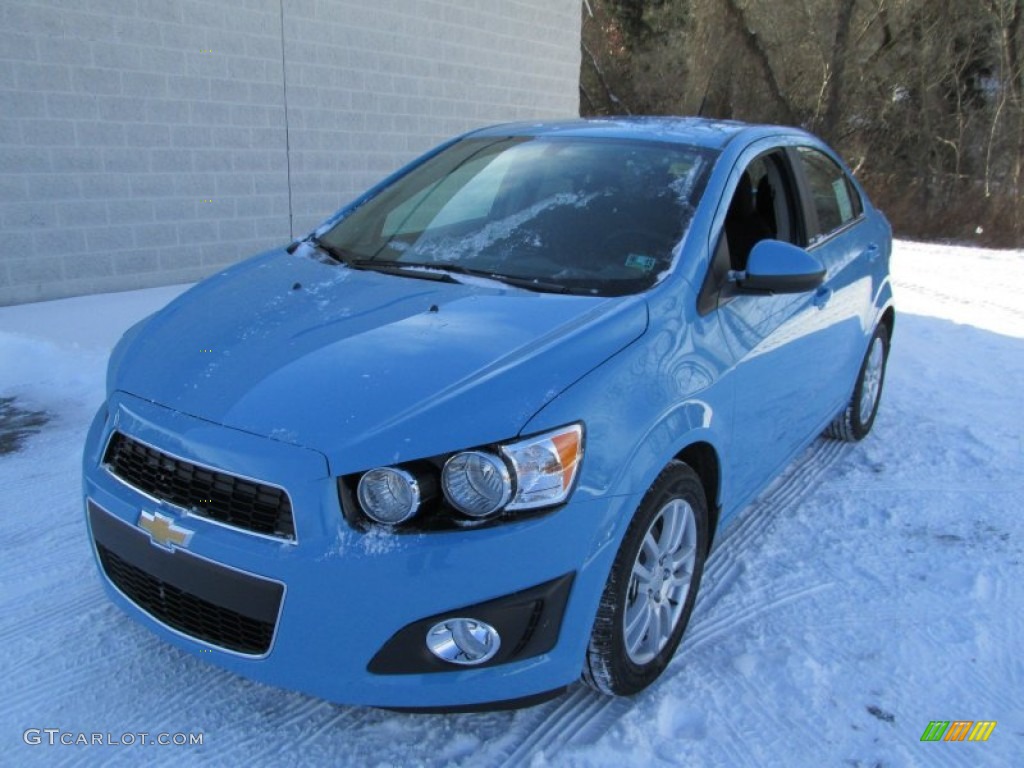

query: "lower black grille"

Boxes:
[89, 501, 284, 656]
[97, 544, 275, 655]
[103, 432, 295, 540]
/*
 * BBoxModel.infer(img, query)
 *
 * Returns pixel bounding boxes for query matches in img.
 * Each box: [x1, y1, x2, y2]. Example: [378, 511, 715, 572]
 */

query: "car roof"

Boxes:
[466, 117, 809, 151]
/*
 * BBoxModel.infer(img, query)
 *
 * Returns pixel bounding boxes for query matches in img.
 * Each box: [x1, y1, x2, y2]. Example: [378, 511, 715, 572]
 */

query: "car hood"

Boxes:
[112, 249, 648, 472]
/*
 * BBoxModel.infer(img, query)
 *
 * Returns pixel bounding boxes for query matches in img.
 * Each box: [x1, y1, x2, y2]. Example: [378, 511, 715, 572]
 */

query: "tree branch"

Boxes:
[721, 0, 797, 123]
[582, 41, 632, 114]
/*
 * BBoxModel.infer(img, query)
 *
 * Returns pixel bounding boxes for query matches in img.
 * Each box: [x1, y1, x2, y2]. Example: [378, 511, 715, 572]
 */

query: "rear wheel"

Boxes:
[582, 461, 708, 696]
[826, 323, 890, 442]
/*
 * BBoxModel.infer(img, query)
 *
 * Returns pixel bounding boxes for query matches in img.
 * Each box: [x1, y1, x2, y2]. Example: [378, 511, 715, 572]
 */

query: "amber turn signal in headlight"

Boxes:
[502, 423, 583, 511]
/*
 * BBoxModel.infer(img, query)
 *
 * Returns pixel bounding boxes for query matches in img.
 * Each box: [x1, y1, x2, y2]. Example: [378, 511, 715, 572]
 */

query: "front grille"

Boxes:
[88, 500, 285, 656]
[97, 543, 276, 655]
[104, 432, 295, 540]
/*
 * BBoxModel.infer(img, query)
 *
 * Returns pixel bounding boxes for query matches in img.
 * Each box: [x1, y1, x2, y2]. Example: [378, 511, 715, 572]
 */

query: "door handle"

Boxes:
[813, 287, 832, 309]
[864, 243, 880, 262]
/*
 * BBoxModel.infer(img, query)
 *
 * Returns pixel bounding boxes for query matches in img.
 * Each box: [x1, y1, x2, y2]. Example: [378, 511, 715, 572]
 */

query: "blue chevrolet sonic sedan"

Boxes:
[83, 117, 893, 710]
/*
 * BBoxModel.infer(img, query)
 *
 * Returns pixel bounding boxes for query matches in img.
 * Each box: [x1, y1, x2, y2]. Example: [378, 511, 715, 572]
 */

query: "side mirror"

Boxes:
[734, 240, 826, 294]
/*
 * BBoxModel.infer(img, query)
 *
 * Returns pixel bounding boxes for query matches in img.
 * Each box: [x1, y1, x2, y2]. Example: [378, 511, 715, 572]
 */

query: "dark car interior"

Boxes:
[698, 150, 804, 314]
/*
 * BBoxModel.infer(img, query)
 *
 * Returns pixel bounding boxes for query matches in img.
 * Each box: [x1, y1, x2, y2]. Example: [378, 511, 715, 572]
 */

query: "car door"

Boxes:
[704, 145, 845, 505]
[790, 146, 878, 405]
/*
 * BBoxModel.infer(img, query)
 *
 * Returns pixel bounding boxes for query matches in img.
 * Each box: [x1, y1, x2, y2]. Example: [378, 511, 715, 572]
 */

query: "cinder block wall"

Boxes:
[0, 0, 581, 306]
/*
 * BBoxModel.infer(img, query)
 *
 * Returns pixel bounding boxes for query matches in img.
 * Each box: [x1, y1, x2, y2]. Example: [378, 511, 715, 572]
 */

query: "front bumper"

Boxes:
[82, 393, 633, 708]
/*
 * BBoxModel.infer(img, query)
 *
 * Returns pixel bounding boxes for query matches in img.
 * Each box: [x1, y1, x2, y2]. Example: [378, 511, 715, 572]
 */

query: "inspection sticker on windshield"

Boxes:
[625, 253, 656, 272]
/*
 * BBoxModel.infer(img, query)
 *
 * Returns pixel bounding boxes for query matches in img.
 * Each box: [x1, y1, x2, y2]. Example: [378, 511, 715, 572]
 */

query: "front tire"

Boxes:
[826, 323, 890, 442]
[582, 461, 709, 696]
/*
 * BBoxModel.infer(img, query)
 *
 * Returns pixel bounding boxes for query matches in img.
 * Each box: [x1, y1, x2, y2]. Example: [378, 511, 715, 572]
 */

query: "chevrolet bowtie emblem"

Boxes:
[138, 510, 194, 550]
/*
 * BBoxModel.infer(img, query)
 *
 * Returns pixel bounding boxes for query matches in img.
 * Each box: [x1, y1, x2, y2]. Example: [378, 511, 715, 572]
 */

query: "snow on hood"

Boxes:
[111, 249, 648, 473]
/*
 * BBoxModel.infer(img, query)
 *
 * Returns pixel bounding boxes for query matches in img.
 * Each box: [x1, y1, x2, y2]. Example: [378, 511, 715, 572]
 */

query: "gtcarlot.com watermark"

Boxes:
[23, 728, 204, 747]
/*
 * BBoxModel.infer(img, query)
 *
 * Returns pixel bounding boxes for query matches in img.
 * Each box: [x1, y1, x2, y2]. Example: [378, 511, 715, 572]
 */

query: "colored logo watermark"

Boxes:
[920, 720, 996, 742]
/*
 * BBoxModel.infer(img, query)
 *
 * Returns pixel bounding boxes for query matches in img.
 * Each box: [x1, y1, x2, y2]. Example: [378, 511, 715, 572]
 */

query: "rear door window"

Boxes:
[796, 147, 862, 242]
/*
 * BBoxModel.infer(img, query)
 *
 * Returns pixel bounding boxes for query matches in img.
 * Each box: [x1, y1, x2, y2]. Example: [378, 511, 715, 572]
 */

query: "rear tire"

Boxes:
[582, 461, 708, 696]
[826, 323, 890, 442]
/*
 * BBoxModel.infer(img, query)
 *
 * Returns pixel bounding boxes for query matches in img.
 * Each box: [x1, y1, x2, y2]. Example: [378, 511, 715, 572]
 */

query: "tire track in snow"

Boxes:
[715, 720, 766, 768]
[683, 581, 835, 656]
[497, 437, 854, 765]
[0, 587, 105, 643]
[4, 605, 221, 719]
[896, 279, 1024, 314]
[303, 706, 373, 742]
[703, 439, 849, 581]
[669, 438, 850, 662]
[498, 687, 617, 766]
[275, 697, 335, 733]
[211, 704, 372, 764]
[641, 438, 855, 761]
[693, 626, 827, 760]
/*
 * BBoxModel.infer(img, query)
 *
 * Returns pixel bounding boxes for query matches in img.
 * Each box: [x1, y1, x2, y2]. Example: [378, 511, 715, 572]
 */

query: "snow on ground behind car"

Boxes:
[0, 241, 1021, 766]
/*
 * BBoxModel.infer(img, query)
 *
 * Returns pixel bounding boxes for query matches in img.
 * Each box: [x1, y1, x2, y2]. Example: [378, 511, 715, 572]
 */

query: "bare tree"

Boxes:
[580, 0, 1024, 245]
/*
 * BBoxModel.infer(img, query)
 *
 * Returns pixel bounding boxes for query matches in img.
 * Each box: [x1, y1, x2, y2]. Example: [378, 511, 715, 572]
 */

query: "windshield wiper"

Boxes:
[346, 259, 459, 284]
[300, 235, 350, 265]
[479, 272, 574, 294]
[352, 260, 574, 294]
[303, 247, 577, 294]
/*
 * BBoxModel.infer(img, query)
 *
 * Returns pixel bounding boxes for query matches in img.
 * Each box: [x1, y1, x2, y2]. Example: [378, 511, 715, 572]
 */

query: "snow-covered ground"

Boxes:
[1, 240, 1021, 766]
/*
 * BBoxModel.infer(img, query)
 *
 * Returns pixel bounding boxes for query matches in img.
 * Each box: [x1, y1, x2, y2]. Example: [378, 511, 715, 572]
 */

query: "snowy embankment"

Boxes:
[1, 241, 1021, 767]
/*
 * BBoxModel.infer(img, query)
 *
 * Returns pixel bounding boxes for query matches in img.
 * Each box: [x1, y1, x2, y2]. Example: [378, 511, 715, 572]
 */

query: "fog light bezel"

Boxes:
[367, 573, 576, 675]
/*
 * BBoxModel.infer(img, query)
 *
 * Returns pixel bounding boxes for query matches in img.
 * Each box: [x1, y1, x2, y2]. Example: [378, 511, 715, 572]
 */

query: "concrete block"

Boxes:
[2, 201, 56, 229]
[91, 41, 143, 70]
[102, 149, 150, 174]
[75, 120, 125, 147]
[214, 174, 254, 195]
[5, 256, 65, 286]
[85, 224, 136, 251]
[72, 67, 122, 96]
[63, 251, 113, 279]
[37, 226, 88, 254]
[19, 118, 77, 147]
[45, 92, 98, 120]
[191, 148, 233, 172]
[16, 61, 72, 91]
[121, 71, 168, 99]
[178, 220, 219, 244]
[107, 199, 155, 224]
[153, 198, 197, 222]
[48, 148, 101, 173]
[27, 174, 82, 201]
[150, 149, 194, 172]
[78, 173, 132, 199]
[3, 3, 64, 37]
[0, 31, 38, 62]
[142, 99, 191, 124]
[113, 249, 162, 275]
[124, 123, 172, 148]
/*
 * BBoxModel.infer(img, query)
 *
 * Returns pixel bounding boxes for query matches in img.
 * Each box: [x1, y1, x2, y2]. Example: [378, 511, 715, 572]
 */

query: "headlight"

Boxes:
[501, 424, 583, 510]
[441, 424, 583, 518]
[357, 467, 421, 524]
[441, 451, 513, 518]
[346, 423, 584, 529]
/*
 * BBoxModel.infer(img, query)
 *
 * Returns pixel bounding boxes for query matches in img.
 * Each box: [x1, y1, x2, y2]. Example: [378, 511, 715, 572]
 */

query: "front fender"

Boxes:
[522, 286, 733, 557]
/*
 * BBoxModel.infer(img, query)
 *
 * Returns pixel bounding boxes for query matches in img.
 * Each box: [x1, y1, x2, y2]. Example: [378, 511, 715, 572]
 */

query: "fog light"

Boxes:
[426, 618, 501, 665]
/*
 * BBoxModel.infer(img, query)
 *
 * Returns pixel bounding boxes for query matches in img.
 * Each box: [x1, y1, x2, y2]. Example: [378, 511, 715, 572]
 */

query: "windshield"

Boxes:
[318, 136, 717, 296]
